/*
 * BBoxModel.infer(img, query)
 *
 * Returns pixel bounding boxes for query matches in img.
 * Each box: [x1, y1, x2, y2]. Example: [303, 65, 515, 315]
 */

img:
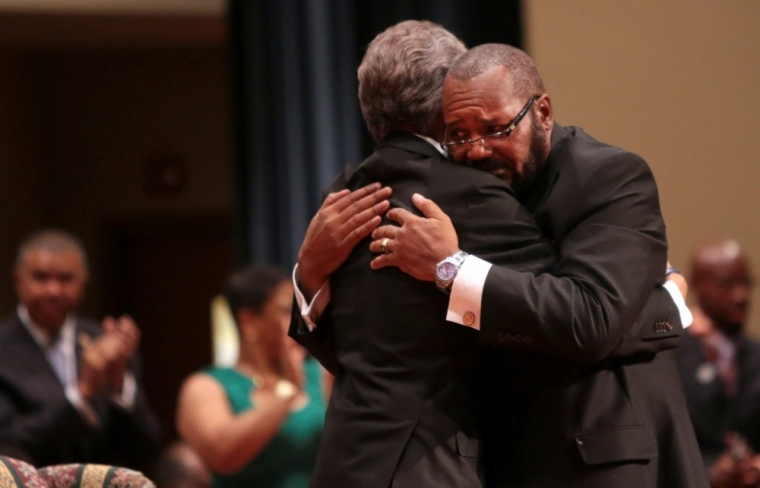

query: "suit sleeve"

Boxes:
[606, 285, 682, 359]
[477, 152, 669, 363]
[288, 297, 340, 375]
[102, 351, 162, 470]
[0, 386, 89, 464]
[285, 169, 355, 376]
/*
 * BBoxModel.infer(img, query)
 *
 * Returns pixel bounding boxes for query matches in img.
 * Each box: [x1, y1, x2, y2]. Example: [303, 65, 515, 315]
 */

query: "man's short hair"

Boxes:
[222, 264, 289, 319]
[15, 229, 89, 272]
[448, 43, 546, 100]
[358, 20, 466, 141]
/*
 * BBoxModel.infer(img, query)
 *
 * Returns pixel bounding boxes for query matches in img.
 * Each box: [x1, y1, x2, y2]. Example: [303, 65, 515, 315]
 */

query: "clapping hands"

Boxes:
[710, 432, 760, 488]
[78, 315, 141, 400]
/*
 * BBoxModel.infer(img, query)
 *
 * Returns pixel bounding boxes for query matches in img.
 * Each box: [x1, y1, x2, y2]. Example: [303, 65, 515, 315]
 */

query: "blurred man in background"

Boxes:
[677, 239, 760, 488]
[0, 229, 160, 470]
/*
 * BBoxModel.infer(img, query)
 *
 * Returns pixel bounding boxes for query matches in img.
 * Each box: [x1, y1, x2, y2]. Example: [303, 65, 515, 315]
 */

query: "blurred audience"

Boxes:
[176, 264, 326, 488]
[0, 229, 161, 470]
[153, 441, 211, 488]
[677, 239, 760, 488]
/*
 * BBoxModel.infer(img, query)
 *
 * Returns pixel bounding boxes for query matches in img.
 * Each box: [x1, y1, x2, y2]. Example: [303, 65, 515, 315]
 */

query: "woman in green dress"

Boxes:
[177, 265, 327, 488]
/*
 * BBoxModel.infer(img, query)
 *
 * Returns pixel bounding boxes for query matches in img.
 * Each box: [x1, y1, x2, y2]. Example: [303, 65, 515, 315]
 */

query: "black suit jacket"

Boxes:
[293, 132, 556, 488]
[0, 313, 161, 470]
[677, 331, 760, 468]
[478, 125, 707, 487]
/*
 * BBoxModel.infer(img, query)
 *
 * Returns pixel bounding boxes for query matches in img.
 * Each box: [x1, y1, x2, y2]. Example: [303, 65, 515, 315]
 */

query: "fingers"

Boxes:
[371, 224, 400, 241]
[320, 189, 351, 208]
[78, 333, 94, 349]
[338, 187, 391, 233]
[411, 193, 447, 220]
[368, 235, 396, 255]
[115, 315, 141, 343]
[384, 195, 446, 225]
[310, 182, 391, 248]
[385, 208, 415, 225]
[102, 316, 117, 333]
[328, 182, 391, 214]
[370, 252, 394, 271]
[344, 214, 383, 246]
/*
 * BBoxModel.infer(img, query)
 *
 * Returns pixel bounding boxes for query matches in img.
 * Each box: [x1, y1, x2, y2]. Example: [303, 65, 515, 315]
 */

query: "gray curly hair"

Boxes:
[358, 20, 466, 141]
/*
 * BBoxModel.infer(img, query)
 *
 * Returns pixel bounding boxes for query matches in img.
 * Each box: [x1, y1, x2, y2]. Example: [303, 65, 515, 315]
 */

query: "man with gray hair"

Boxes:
[0, 229, 160, 470]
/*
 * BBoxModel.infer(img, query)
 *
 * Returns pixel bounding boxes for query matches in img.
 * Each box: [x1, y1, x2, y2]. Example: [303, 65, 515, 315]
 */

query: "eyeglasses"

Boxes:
[442, 95, 539, 153]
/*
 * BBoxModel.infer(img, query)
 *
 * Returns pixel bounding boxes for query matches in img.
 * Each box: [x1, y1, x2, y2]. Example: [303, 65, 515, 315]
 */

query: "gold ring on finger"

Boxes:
[380, 237, 390, 254]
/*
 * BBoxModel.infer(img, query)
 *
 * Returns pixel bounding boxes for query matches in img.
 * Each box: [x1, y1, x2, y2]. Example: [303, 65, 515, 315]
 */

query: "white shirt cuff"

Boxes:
[110, 371, 137, 410]
[446, 255, 492, 330]
[663, 280, 693, 328]
[292, 264, 331, 332]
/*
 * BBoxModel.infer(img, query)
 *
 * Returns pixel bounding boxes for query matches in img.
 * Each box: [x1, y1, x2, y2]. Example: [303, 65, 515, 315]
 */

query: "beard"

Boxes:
[509, 112, 548, 195]
[462, 111, 548, 194]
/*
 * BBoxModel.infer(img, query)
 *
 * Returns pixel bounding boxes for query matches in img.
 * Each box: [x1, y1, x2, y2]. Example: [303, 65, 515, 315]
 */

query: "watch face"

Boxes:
[437, 262, 458, 281]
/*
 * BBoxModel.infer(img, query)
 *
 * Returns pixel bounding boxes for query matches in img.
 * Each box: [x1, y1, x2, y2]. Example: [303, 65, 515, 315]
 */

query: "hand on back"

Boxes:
[297, 183, 391, 299]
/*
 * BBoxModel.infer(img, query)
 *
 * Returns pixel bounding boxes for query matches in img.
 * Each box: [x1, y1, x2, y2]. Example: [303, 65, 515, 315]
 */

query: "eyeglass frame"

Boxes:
[442, 94, 540, 153]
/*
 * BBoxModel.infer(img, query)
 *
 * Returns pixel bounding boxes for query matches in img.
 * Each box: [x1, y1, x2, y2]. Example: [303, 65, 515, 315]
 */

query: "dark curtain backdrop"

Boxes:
[230, 0, 522, 268]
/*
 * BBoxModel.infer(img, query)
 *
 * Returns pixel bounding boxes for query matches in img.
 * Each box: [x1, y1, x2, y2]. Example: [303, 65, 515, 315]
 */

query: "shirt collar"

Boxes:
[17, 304, 76, 349]
[413, 134, 446, 156]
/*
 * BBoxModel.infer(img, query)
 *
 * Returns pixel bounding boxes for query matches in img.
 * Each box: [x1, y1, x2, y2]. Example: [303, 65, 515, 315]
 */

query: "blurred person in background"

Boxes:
[152, 441, 211, 488]
[0, 229, 161, 470]
[176, 264, 326, 488]
[677, 239, 760, 488]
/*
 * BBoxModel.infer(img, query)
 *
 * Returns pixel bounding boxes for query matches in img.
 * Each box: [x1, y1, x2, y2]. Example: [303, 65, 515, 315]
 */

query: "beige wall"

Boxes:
[524, 0, 760, 334]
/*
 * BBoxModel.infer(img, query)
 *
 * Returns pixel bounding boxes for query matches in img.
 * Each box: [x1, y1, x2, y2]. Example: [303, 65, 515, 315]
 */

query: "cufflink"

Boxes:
[463, 311, 476, 326]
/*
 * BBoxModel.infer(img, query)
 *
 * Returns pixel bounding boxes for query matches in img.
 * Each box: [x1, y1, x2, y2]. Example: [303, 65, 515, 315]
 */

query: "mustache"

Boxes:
[462, 158, 510, 173]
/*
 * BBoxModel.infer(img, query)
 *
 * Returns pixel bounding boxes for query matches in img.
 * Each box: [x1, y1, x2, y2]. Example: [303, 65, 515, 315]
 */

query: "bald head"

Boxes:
[691, 239, 754, 334]
[448, 43, 546, 101]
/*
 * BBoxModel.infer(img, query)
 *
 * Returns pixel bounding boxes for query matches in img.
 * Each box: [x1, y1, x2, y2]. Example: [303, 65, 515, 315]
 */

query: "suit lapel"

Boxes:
[6, 315, 68, 396]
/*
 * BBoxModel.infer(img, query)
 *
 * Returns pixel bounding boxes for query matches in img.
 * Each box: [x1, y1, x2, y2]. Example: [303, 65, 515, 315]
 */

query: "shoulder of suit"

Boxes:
[0, 314, 23, 339]
[562, 125, 645, 165]
[739, 334, 760, 353]
[557, 125, 652, 186]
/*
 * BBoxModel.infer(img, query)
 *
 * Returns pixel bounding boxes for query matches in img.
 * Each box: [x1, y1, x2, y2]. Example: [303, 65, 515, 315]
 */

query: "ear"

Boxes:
[536, 94, 554, 132]
[236, 308, 258, 327]
[236, 308, 260, 342]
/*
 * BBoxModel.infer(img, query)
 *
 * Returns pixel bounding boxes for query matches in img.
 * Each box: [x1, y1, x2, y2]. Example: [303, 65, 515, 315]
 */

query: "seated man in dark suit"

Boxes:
[0, 229, 161, 470]
[290, 22, 695, 488]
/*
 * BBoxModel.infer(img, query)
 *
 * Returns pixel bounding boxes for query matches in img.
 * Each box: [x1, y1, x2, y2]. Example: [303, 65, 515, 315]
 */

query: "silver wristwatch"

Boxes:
[435, 251, 469, 294]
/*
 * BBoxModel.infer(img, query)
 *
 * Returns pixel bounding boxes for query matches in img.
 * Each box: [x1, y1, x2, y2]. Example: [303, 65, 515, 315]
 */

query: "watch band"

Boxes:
[435, 251, 469, 294]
